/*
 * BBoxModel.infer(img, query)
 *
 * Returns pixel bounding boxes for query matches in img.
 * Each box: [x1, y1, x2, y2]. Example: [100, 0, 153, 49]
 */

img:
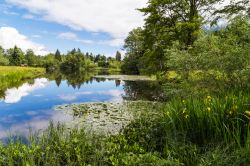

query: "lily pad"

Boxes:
[54, 101, 162, 135]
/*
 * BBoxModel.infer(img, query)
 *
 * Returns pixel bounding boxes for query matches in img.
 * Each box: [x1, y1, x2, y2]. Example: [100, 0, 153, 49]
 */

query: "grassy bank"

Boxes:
[0, 93, 249, 165]
[0, 66, 45, 77]
[0, 66, 45, 97]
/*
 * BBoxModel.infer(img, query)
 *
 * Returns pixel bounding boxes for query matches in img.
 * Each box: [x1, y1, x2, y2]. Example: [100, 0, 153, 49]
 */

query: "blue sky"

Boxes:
[0, 0, 146, 56]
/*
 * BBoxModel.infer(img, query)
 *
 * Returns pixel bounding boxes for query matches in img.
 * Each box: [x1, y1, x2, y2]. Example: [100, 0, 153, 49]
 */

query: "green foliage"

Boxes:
[122, 28, 144, 74]
[0, 66, 45, 98]
[25, 49, 36, 66]
[214, 0, 250, 20]
[115, 51, 121, 61]
[121, 0, 250, 76]
[165, 16, 250, 81]
[42, 53, 58, 71]
[7, 46, 25, 66]
[132, 0, 219, 74]
[108, 60, 121, 72]
[0, 93, 249, 165]
[0, 47, 9, 66]
[0, 46, 119, 72]
[55, 49, 62, 62]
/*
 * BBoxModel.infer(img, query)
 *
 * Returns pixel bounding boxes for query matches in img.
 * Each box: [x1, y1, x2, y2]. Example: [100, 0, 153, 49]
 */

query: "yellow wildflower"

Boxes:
[245, 111, 250, 116]
[182, 108, 187, 114]
[207, 107, 211, 112]
[206, 96, 212, 102]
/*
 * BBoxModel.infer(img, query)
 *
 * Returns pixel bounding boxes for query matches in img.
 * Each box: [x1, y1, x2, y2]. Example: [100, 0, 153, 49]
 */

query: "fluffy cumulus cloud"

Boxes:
[7, 0, 147, 45]
[0, 27, 49, 55]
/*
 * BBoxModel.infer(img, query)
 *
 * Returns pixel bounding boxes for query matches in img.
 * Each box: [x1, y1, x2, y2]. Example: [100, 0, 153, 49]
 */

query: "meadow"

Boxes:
[0, 66, 45, 97]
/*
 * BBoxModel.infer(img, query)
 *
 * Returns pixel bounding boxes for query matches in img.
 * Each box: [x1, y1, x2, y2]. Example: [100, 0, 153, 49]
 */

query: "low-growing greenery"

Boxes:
[0, 93, 249, 165]
[0, 66, 45, 97]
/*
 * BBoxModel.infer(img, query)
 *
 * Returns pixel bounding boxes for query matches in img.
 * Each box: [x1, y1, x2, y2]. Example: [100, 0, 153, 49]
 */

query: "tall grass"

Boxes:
[0, 66, 45, 97]
[164, 93, 250, 147]
[121, 93, 250, 165]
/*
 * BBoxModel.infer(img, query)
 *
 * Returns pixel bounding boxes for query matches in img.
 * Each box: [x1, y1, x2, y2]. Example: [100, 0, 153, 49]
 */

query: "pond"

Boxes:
[0, 72, 163, 140]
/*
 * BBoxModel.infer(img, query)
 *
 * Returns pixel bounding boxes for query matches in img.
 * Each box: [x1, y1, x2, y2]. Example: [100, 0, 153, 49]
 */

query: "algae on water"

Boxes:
[55, 101, 162, 135]
[94, 75, 155, 81]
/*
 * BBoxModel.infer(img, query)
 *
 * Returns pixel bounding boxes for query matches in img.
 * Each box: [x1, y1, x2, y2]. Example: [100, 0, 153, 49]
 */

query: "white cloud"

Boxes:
[7, 0, 147, 45]
[22, 13, 35, 19]
[0, 3, 19, 16]
[58, 32, 124, 46]
[58, 32, 78, 40]
[32, 34, 41, 38]
[0, 27, 49, 55]
[4, 78, 49, 104]
[58, 32, 94, 44]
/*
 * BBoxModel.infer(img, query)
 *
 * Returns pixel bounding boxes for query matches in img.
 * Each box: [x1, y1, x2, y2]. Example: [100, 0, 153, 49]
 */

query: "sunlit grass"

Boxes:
[0, 66, 45, 97]
[0, 66, 45, 77]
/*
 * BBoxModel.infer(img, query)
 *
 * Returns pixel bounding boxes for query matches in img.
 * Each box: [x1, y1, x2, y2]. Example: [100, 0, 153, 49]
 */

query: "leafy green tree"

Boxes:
[70, 48, 77, 54]
[25, 49, 36, 66]
[60, 51, 87, 72]
[115, 51, 122, 61]
[8, 46, 25, 66]
[214, 0, 250, 19]
[166, 16, 250, 81]
[43, 53, 58, 71]
[138, 0, 220, 73]
[122, 28, 144, 74]
[0, 46, 9, 66]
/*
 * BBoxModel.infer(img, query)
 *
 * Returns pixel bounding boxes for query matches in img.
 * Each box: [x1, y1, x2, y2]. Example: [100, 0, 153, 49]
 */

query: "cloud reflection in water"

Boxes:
[4, 78, 49, 104]
[0, 109, 73, 140]
[58, 89, 125, 102]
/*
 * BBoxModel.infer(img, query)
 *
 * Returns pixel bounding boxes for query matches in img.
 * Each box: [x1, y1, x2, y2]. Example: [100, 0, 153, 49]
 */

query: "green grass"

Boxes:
[0, 66, 45, 97]
[0, 93, 249, 165]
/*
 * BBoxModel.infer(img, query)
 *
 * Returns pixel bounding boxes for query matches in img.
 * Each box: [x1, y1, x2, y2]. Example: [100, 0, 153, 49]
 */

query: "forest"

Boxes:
[0, 46, 122, 72]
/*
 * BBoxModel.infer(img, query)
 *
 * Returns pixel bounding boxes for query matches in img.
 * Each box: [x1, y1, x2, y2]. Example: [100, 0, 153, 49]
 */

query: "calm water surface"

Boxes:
[0, 73, 162, 139]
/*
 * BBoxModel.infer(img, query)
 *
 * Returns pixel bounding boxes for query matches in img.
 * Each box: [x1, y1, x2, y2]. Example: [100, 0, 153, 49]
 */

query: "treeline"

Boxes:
[0, 46, 122, 72]
[121, 0, 250, 78]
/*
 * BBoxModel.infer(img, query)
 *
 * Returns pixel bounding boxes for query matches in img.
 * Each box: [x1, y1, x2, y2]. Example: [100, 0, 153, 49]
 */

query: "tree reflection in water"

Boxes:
[0, 70, 166, 102]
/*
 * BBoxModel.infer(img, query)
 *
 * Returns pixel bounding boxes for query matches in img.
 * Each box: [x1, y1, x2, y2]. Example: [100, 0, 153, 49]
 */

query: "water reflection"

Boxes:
[3, 78, 49, 104]
[0, 109, 73, 140]
[0, 71, 163, 140]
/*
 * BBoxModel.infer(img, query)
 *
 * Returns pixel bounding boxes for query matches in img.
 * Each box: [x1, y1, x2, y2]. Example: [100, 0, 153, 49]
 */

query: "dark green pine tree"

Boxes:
[55, 49, 62, 62]
[115, 51, 122, 61]
[9, 46, 24, 66]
